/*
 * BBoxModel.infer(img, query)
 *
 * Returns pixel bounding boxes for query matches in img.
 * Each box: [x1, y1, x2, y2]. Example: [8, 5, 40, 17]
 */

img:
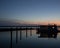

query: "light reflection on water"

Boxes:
[0, 30, 60, 48]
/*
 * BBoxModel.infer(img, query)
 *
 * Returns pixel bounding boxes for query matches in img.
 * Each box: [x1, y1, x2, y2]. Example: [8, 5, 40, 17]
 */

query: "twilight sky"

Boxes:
[0, 0, 60, 25]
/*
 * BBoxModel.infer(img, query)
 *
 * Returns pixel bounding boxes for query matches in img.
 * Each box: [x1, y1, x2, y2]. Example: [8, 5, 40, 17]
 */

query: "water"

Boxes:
[0, 30, 60, 48]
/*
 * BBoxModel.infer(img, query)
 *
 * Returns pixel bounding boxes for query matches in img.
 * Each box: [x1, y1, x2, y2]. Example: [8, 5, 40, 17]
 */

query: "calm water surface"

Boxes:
[0, 30, 60, 48]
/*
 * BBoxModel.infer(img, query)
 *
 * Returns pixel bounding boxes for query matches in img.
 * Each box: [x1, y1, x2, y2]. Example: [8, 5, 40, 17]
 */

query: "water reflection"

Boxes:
[0, 29, 60, 48]
[36, 31, 57, 38]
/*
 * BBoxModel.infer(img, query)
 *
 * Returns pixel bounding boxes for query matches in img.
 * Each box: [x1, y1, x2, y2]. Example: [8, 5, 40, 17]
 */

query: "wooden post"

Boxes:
[10, 27, 12, 48]
[30, 29, 32, 36]
[16, 27, 18, 44]
[30, 28, 32, 36]
[20, 27, 22, 40]
[26, 27, 27, 38]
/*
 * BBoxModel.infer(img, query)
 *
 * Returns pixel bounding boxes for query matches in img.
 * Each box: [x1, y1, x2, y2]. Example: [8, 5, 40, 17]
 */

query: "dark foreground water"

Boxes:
[0, 30, 60, 48]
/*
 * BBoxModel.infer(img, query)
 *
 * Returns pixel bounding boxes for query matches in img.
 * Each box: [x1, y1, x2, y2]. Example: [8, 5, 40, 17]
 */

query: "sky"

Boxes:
[0, 0, 60, 25]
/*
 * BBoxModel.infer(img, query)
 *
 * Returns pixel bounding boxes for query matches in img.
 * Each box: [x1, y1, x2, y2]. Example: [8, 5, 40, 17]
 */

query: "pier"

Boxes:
[0, 25, 60, 48]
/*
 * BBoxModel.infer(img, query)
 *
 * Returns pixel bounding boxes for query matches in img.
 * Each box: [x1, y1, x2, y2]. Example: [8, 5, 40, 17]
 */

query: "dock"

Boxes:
[0, 25, 60, 48]
[0, 25, 60, 31]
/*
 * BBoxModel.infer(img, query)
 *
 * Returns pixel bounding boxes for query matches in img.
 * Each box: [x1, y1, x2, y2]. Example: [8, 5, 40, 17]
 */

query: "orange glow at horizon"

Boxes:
[22, 21, 60, 25]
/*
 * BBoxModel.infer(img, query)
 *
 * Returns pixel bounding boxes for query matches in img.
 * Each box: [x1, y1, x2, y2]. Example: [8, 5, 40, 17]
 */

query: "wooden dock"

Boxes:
[0, 25, 60, 32]
[0, 25, 60, 48]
